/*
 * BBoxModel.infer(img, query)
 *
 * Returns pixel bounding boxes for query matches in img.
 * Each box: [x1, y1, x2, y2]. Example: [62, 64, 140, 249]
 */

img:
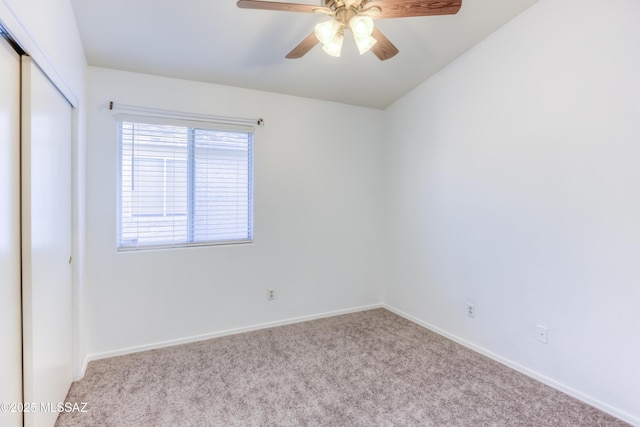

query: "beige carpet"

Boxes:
[56, 309, 628, 426]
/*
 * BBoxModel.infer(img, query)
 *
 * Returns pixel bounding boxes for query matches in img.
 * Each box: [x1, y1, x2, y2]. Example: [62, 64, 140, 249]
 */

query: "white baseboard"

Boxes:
[76, 355, 90, 381]
[383, 304, 639, 427]
[79, 302, 638, 426]
[85, 303, 384, 365]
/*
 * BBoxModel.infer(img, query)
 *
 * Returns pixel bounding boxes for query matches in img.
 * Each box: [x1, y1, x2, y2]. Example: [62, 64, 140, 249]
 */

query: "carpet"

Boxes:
[55, 308, 629, 426]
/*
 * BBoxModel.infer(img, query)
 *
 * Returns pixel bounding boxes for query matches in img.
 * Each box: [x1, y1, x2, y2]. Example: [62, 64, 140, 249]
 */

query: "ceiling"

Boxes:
[70, 0, 538, 109]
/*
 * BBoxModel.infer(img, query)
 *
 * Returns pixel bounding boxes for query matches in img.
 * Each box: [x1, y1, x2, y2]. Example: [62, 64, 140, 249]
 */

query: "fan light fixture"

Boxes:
[323, 30, 344, 57]
[237, 0, 463, 61]
[315, 19, 341, 45]
[314, 14, 377, 58]
[349, 16, 377, 55]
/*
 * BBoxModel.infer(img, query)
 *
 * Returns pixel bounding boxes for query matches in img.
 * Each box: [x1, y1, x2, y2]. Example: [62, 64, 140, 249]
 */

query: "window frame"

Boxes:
[116, 114, 255, 251]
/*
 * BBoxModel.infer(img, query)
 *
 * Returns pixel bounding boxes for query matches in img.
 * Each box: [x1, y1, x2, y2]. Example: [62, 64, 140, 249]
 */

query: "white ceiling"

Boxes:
[70, 0, 538, 109]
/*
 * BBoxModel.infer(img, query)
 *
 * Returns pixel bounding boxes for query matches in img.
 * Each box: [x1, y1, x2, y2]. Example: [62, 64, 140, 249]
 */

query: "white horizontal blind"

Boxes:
[117, 118, 253, 249]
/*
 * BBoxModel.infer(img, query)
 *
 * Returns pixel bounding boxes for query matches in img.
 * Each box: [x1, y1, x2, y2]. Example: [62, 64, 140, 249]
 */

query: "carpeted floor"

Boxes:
[56, 309, 628, 426]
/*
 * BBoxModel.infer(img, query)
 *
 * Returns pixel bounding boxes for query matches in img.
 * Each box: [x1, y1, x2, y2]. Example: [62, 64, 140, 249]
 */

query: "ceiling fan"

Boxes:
[237, 0, 462, 60]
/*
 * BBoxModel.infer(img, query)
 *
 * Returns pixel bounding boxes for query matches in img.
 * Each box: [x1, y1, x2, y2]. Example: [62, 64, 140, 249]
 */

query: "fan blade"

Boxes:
[286, 32, 320, 59]
[237, 0, 331, 14]
[370, 27, 399, 60]
[364, 0, 461, 19]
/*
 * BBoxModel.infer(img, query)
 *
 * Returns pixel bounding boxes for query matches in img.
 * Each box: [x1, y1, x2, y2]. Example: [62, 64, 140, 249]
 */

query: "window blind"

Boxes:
[117, 118, 254, 250]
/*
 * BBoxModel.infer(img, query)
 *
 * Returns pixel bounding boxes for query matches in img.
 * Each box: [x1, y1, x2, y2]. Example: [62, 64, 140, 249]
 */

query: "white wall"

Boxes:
[85, 67, 386, 357]
[384, 0, 640, 424]
[0, 0, 87, 379]
[0, 0, 84, 102]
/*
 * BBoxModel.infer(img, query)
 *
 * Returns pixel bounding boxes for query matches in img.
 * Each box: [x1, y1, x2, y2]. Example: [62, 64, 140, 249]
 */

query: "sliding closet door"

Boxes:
[21, 56, 73, 427]
[0, 36, 22, 427]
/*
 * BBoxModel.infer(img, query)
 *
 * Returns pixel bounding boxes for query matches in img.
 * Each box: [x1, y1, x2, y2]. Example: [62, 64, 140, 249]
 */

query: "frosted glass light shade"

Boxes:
[354, 35, 377, 55]
[315, 20, 341, 45]
[349, 16, 374, 38]
[322, 31, 344, 57]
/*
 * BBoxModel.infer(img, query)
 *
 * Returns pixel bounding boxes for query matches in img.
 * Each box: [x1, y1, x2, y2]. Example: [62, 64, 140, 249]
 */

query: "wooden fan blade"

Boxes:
[286, 32, 320, 59]
[237, 0, 330, 14]
[370, 27, 399, 60]
[364, 0, 461, 19]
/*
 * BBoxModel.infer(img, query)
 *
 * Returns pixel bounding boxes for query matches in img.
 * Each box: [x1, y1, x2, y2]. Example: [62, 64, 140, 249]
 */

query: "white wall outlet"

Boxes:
[267, 289, 276, 301]
[467, 303, 475, 318]
[536, 325, 548, 344]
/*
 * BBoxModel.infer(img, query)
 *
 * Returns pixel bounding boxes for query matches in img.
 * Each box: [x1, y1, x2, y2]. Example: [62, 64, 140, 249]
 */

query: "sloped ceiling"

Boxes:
[70, 0, 538, 109]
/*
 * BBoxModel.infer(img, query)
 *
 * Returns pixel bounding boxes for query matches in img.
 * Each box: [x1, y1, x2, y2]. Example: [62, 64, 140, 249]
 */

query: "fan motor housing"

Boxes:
[325, 0, 368, 27]
[325, 0, 369, 12]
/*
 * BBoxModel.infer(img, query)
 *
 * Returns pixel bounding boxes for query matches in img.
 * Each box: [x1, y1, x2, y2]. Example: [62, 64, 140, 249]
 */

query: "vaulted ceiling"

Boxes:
[70, 0, 537, 109]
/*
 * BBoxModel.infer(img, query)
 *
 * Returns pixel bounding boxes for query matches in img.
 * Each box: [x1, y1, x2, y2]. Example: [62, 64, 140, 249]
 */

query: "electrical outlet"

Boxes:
[536, 325, 548, 344]
[467, 303, 475, 318]
[267, 289, 276, 301]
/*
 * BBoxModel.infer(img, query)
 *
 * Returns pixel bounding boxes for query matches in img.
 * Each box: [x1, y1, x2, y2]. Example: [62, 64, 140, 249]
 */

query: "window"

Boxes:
[117, 118, 254, 250]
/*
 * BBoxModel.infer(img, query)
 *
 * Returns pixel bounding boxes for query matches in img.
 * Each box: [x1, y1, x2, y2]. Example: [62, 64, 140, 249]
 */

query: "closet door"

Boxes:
[21, 56, 73, 427]
[0, 35, 22, 427]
